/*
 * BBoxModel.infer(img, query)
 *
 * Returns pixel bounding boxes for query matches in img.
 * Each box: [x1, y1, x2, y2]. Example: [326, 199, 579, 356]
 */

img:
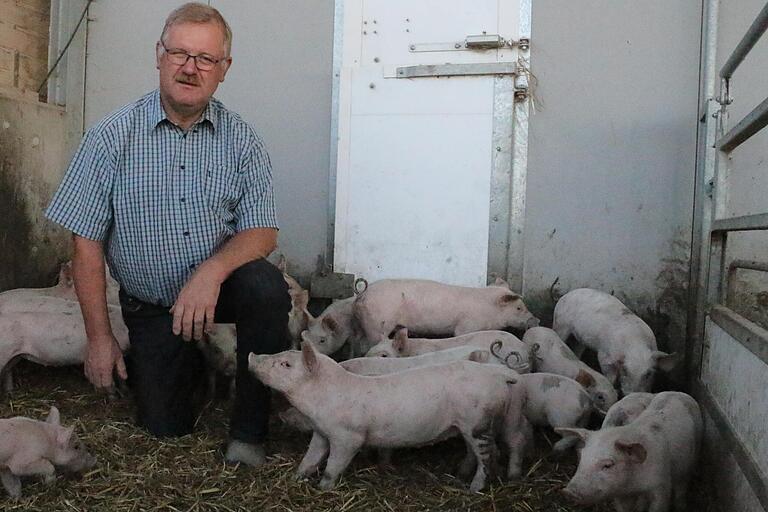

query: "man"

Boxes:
[45, 3, 290, 466]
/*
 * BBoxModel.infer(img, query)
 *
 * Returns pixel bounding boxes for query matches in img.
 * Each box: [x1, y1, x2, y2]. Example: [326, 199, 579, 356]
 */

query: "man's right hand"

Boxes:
[84, 334, 128, 390]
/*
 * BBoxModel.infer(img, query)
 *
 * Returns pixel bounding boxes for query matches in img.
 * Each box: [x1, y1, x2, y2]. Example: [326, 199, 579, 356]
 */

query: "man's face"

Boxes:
[156, 21, 231, 118]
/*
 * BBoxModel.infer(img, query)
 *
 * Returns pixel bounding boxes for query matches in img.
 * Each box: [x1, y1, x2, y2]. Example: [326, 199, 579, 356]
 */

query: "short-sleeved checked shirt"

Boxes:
[46, 89, 278, 306]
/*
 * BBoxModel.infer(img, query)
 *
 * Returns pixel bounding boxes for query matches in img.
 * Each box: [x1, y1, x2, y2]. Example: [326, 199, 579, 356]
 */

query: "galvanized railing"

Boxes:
[690, 2, 768, 510]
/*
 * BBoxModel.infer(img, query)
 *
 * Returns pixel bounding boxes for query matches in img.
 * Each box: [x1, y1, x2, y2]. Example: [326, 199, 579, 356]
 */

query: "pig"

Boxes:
[248, 342, 530, 491]
[365, 328, 532, 372]
[197, 323, 238, 400]
[552, 288, 678, 394]
[601, 393, 655, 429]
[300, 297, 369, 356]
[0, 260, 120, 307]
[353, 278, 539, 341]
[0, 406, 96, 499]
[522, 327, 618, 411]
[519, 373, 599, 452]
[557, 391, 702, 512]
[278, 347, 490, 433]
[287, 290, 310, 349]
[0, 296, 130, 393]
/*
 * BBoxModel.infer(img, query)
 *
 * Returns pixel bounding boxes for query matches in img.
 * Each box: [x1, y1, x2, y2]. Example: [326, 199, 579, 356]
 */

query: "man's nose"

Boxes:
[181, 56, 198, 74]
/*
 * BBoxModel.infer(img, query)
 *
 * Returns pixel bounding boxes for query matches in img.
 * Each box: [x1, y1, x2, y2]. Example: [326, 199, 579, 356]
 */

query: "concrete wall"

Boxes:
[523, 1, 702, 364]
[0, 0, 88, 291]
[83, 0, 334, 284]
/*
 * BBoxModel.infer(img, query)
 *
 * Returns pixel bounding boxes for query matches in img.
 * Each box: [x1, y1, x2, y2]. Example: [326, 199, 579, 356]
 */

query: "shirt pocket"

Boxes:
[202, 164, 242, 222]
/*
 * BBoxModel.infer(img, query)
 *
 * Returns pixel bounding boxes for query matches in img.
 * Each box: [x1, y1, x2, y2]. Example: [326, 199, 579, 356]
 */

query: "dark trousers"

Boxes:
[119, 259, 291, 441]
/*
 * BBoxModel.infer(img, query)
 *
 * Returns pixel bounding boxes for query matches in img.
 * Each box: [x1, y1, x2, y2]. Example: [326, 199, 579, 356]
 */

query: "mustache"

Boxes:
[175, 74, 199, 86]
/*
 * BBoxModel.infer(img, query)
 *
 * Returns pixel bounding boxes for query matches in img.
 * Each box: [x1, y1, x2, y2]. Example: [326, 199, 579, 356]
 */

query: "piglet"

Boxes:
[353, 278, 539, 341]
[519, 373, 598, 452]
[522, 327, 617, 411]
[557, 391, 702, 512]
[552, 288, 678, 394]
[300, 297, 368, 356]
[0, 406, 95, 499]
[601, 392, 655, 429]
[249, 342, 529, 491]
[0, 296, 130, 393]
[365, 328, 531, 372]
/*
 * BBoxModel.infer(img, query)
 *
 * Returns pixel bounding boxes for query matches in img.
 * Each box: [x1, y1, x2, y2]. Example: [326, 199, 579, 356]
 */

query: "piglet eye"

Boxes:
[602, 460, 614, 470]
[380, 354, 388, 358]
[281, 361, 291, 368]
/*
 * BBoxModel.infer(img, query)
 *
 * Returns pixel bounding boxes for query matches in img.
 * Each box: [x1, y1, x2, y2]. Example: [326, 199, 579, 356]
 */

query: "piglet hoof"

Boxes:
[468, 476, 487, 493]
[506, 465, 523, 481]
[294, 472, 311, 483]
[42, 473, 57, 486]
[317, 476, 338, 491]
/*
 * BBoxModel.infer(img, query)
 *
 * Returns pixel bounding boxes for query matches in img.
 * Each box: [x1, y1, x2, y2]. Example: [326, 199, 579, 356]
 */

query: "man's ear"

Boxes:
[301, 341, 318, 372]
[219, 57, 233, 81]
[155, 41, 163, 70]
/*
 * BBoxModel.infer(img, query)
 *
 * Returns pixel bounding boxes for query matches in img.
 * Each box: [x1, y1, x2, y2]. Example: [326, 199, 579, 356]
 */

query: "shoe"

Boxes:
[224, 440, 266, 467]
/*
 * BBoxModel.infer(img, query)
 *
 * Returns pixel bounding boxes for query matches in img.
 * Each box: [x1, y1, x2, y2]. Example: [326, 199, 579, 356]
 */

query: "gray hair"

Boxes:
[160, 2, 232, 57]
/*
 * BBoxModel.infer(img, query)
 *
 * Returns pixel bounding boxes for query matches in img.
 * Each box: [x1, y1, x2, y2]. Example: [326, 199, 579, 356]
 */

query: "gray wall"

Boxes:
[524, 1, 702, 362]
[0, 0, 88, 291]
[83, 1, 334, 283]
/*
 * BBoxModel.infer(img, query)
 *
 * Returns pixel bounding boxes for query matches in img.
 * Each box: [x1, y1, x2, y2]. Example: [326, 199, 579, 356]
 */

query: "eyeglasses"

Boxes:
[160, 41, 224, 71]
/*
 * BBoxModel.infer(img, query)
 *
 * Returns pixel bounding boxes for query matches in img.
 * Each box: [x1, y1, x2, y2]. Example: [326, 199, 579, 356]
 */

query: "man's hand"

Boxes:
[84, 334, 128, 389]
[171, 262, 224, 341]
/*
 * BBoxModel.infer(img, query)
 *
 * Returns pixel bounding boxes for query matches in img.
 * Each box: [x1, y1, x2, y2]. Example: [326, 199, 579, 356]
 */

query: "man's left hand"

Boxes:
[171, 262, 225, 341]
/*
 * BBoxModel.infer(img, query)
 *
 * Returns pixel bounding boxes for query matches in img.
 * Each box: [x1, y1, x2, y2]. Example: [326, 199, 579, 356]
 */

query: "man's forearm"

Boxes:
[72, 235, 114, 340]
[203, 227, 278, 283]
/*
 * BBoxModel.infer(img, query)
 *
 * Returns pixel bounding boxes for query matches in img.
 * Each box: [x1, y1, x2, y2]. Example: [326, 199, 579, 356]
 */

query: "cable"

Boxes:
[37, 0, 94, 94]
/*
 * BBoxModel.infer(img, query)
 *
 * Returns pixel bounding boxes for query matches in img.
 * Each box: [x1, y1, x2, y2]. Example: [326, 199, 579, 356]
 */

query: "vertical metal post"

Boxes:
[688, 0, 720, 386]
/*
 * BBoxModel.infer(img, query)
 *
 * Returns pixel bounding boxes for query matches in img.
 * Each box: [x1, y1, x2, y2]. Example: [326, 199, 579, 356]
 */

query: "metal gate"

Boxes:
[689, 1, 768, 510]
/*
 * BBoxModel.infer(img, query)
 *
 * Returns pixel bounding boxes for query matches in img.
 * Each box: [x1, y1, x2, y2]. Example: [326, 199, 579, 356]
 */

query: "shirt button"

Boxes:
[180, 165, 185, 170]
[183, 231, 190, 236]
[189, 263, 196, 270]
[180, 197, 186, 203]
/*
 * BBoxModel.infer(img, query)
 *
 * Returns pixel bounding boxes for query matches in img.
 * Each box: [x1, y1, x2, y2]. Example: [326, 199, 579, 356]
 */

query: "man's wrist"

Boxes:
[200, 257, 232, 284]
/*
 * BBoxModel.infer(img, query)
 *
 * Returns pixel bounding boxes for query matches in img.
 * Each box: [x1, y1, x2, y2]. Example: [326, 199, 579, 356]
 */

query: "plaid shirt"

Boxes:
[46, 89, 278, 306]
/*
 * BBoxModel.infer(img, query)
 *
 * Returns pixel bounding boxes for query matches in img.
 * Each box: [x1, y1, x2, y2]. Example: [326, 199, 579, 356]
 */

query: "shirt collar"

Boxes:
[148, 89, 219, 131]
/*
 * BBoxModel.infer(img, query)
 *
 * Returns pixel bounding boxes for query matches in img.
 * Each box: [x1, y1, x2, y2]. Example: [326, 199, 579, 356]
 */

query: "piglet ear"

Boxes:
[652, 351, 679, 373]
[301, 341, 318, 372]
[492, 277, 511, 289]
[322, 315, 339, 333]
[615, 440, 647, 464]
[276, 254, 288, 273]
[574, 369, 596, 388]
[46, 406, 61, 426]
[469, 350, 490, 363]
[393, 327, 408, 353]
[554, 427, 591, 450]
[56, 426, 75, 447]
[497, 293, 521, 306]
[293, 290, 310, 310]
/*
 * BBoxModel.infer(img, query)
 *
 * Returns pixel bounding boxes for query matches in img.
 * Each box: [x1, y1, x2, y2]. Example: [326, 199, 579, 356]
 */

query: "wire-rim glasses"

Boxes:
[160, 41, 224, 71]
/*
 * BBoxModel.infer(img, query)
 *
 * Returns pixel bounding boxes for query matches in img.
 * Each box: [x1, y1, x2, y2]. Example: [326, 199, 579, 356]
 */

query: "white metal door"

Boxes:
[333, 0, 524, 287]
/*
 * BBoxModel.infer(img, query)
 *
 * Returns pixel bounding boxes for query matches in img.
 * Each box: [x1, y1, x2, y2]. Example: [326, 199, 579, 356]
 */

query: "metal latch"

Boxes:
[409, 35, 530, 53]
[465, 34, 506, 49]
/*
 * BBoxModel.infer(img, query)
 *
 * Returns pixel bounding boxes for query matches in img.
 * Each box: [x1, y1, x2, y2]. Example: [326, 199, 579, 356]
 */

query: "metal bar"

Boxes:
[693, 379, 768, 510]
[712, 213, 768, 232]
[720, 1, 768, 79]
[326, 0, 344, 270]
[717, 94, 768, 152]
[729, 259, 768, 273]
[395, 62, 517, 79]
[688, 0, 720, 386]
[710, 305, 768, 367]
